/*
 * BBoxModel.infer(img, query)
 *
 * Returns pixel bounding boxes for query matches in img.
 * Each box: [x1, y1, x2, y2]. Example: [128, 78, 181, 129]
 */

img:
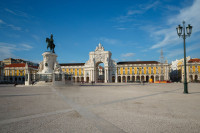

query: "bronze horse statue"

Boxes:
[46, 34, 55, 53]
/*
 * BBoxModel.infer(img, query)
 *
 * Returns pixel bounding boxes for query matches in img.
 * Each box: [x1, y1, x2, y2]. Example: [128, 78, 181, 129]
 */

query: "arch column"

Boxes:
[92, 69, 95, 82]
[89, 70, 92, 83]
[104, 68, 108, 83]
[193, 74, 195, 82]
[115, 68, 117, 83]
[84, 70, 86, 82]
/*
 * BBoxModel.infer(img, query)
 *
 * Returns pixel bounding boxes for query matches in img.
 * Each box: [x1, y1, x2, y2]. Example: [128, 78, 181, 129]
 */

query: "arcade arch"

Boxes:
[96, 62, 105, 83]
[84, 43, 117, 83]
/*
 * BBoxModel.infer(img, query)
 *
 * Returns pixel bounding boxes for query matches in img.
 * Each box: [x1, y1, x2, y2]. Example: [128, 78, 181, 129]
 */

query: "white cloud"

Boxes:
[127, 10, 142, 15]
[0, 19, 5, 24]
[115, 1, 159, 23]
[141, 49, 148, 52]
[0, 42, 33, 60]
[113, 58, 119, 62]
[168, 0, 200, 30]
[141, 1, 159, 10]
[150, 0, 200, 49]
[5, 8, 29, 18]
[21, 44, 33, 50]
[100, 37, 119, 45]
[167, 43, 200, 58]
[121, 53, 135, 57]
[116, 27, 127, 30]
[0, 19, 21, 31]
[5, 8, 17, 15]
[7, 24, 21, 31]
[31, 34, 40, 41]
[0, 43, 15, 60]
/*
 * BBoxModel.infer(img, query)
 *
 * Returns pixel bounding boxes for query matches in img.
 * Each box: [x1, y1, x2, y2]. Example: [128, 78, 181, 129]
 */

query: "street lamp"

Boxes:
[176, 21, 192, 94]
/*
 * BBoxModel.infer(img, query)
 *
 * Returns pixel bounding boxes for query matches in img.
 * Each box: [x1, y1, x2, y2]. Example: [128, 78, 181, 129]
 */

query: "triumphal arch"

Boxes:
[60, 43, 170, 83]
[84, 43, 117, 83]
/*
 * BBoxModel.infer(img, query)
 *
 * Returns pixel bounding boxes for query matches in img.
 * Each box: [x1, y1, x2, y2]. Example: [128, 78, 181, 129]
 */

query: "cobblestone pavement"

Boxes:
[0, 83, 200, 133]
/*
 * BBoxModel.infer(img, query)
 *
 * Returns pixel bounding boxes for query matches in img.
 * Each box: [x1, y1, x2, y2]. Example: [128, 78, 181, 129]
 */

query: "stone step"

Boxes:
[33, 81, 53, 86]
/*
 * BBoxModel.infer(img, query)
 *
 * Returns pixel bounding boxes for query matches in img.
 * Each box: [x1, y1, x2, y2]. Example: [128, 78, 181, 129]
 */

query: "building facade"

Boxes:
[60, 43, 170, 83]
[117, 61, 169, 83]
[4, 63, 38, 84]
[181, 58, 200, 82]
[170, 56, 191, 82]
[0, 61, 4, 82]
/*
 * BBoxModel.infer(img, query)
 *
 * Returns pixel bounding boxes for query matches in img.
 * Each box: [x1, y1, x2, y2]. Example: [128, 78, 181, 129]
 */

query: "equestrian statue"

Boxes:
[46, 34, 55, 53]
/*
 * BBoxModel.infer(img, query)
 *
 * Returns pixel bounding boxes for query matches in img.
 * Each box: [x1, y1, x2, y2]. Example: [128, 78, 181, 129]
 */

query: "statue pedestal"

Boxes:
[36, 51, 62, 85]
[42, 52, 57, 74]
[38, 52, 57, 74]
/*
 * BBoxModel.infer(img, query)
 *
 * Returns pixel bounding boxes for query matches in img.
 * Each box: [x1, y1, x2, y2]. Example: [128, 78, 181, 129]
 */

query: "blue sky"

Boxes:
[0, 0, 200, 64]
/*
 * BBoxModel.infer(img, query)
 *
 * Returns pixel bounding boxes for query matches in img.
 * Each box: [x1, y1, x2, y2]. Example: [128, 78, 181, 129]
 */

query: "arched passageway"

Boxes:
[189, 75, 193, 82]
[96, 62, 104, 83]
[132, 76, 135, 82]
[156, 75, 159, 81]
[112, 76, 115, 82]
[150, 76, 154, 83]
[127, 76, 130, 82]
[136, 76, 140, 81]
[195, 75, 198, 82]
[141, 76, 144, 81]
[146, 76, 149, 82]
[160, 75, 164, 81]
[81, 77, 84, 82]
[118, 76, 121, 82]
[122, 76, 126, 83]
[86, 77, 89, 83]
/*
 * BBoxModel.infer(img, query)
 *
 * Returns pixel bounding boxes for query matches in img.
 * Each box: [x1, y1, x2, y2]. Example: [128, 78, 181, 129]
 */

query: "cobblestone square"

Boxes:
[0, 83, 200, 133]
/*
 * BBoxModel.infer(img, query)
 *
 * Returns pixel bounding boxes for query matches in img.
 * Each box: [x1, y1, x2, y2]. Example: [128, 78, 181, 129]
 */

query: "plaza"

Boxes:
[0, 83, 200, 133]
[59, 43, 170, 84]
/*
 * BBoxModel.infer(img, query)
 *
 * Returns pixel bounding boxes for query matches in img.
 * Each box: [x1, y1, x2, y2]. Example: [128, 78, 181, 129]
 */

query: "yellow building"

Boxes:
[177, 56, 191, 80]
[60, 61, 170, 83]
[60, 63, 85, 82]
[117, 61, 169, 83]
[4, 63, 38, 83]
[59, 44, 170, 83]
[181, 58, 200, 82]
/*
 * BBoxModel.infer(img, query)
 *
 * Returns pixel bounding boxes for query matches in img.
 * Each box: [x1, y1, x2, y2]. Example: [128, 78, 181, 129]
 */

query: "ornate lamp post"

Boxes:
[176, 21, 192, 94]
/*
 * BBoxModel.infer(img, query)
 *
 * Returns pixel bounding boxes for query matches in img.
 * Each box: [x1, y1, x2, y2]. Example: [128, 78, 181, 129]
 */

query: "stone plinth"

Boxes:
[38, 52, 58, 74]
[42, 52, 57, 73]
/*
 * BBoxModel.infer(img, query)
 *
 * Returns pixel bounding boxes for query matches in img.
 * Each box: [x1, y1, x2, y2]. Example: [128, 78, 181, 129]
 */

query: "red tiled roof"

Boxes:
[4, 63, 38, 69]
[117, 61, 159, 65]
[5, 63, 26, 67]
[188, 58, 200, 63]
[60, 63, 85, 66]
